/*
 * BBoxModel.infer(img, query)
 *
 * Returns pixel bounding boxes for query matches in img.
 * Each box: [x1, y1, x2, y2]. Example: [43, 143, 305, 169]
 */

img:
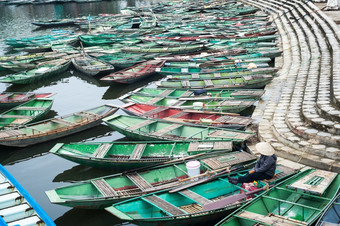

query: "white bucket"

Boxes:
[186, 160, 201, 178]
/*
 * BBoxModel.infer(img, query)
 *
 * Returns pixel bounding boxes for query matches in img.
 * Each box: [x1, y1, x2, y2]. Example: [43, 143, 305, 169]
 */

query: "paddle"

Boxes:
[169, 162, 255, 193]
[203, 186, 270, 211]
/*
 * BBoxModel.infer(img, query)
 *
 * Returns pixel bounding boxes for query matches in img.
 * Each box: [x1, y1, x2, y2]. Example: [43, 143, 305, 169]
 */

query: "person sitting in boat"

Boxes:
[228, 142, 277, 185]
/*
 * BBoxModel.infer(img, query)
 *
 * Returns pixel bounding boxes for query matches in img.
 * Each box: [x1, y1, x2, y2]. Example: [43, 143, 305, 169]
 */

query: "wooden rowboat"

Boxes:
[102, 114, 254, 142]
[156, 75, 273, 89]
[45, 151, 257, 209]
[216, 168, 340, 226]
[50, 140, 234, 169]
[0, 105, 118, 147]
[124, 87, 265, 100]
[71, 55, 115, 77]
[0, 98, 53, 129]
[0, 164, 55, 225]
[105, 165, 296, 226]
[118, 94, 256, 113]
[0, 92, 55, 108]
[120, 103, 252, 129]
[100, 60, 165, 84]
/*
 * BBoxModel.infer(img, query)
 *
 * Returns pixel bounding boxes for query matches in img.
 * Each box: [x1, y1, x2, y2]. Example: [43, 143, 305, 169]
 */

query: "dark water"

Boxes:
[0, 1, 163, 225]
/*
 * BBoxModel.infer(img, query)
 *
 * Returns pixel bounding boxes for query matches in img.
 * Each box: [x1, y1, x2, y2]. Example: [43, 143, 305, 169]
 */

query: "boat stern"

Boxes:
[49, 143, 64, 154]
[45, 190, 64, 204]
[105, 206, 133, 221]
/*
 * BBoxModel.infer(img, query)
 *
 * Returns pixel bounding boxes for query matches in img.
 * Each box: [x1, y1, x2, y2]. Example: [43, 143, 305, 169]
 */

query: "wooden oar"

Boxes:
[203, 186, 269, 211]
[169, 162, 255, 193]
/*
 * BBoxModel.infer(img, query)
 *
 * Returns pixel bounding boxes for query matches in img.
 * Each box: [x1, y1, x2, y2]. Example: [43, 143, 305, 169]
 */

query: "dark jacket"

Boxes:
[254, 154, 277, 177]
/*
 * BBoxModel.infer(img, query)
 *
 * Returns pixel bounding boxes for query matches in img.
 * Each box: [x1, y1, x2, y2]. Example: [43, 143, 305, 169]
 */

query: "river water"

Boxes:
[0, 1, 164, 225]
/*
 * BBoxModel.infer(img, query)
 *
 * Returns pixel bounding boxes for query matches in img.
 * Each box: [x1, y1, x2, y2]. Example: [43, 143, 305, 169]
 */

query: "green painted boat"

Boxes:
[0, 105, 118, 147]
[102, 114, 254, 142]
[71, 55, 115, 77]
[90, 52, 146, 68]
[105, 165, 296, 226]
[155, 63, 270, 75]
[0, 59, 71, 85]
[0, 98, 53, 129]
[216, 168, 340, 226]
[122, 43, 206, 54]
[45, 151, 257, 209]
[124, 87, 265, 100]
[49, 140, 234, 169]
[118, 94, 255, 113]
[156, 75, 273, 89]
[0, 92, 55, 108]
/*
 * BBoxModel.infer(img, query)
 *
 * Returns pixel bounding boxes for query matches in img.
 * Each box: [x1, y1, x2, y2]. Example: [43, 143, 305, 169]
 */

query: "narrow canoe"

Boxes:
[155, 63, 271, 75]
[102, 114, 254, 142]
[124, 87, 265, 100]
[45, 151, 257, 209]
[0, 92, 55, 108]
[0, 164, 55, 225]
[156, 75, 273, 89]
[71, 55, 115, 77]
[216, 168, 340, 226]
[122, 43, 206, 54]
[316, 191, 340, 226]
[100, 60, 165, 84]
[32, 19, 75, 27]
[0, 104, 118, 147]
[105, 165, 296, 226]
[0, 98, 53, 129]
[0, 59, 71, 85]
[50, 140, 234, 169]
[118, 94, 255, 113]
[120, 102, 253, 129]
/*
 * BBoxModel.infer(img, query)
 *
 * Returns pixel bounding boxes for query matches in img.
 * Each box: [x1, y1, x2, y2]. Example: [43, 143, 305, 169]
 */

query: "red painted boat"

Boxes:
[0, 92, 55, 108]
[100, 60, 165, 84]
[120, 102, 252, 129]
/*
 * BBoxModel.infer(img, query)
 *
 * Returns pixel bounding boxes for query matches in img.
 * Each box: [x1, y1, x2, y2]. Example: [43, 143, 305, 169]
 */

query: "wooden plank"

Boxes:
[180, 90, 193, 97]
[179, 189, 212, 205]
[213, 73, 221, 78]
[130, 143, 146, 160]
[145, 97, 163, 105]
[1, 115, 33, 119]
[159, 90, 174, 96]
[192, 74, 200, 79]
[207, 130, 251, 140]
[204, 80, 214, 87]
[144, 107, 168, 116]
[0, 130, 26, 139]
[127, 120, 154, 131]
[237, 211, 308, 225]
[127, 173, 153, 191]
[181, 80, 190, 87]
[51, 118, 75, 126]
[143, 195, 185, 216]
[201, 152, 256, 170]
[287, 170, 337, 196]
[150, 124, 182, 136]
[91, 179, 117, 197]
[92, 143, 112, 158]
[167, 111, 189, 118]
[16, 107, 47, 111]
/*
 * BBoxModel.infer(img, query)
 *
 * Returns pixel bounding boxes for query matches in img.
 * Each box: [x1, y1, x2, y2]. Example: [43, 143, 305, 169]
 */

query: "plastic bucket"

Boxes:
[186, 160, 201, 178]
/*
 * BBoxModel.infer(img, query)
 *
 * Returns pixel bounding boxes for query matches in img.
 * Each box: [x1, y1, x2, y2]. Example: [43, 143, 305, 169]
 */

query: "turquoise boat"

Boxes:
[45, 151, 257, 209]
[0, 164, 55, 225]
[103, 114, 254, 142]
[105, 165, 296, 225]
[49, 140, 234, 169]
[216, 169, 340, 226]
[0, 98, 53, 129]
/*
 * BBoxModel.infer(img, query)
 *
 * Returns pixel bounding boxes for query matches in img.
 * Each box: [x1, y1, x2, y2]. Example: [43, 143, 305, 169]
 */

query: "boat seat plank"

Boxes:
[181, 80, 190, 88]
[213, 73, 221, 78]
[1, 115, 33, 119]
[144, 107, 168, 116]
[232, 90, 264, 96]
[15, 107, 47, 111]
[237, 211, 308, 225]
[51, 118, 75, 126]
[143, 195, 185, 216]
[188, 141, 231, 152]
[91, 179, 117, 197]
[263, 166, 296, 183]
[172, 100, 186, 106]
[179, 189, 212, 205]
[126, 173, 153, 191]
[150, 124, 182, 136]
[204, 80, 214, 87]
[92, 143, 112, 158]
[75, 111, 100, 118]
[207, 130, 250, 140]
[159, 90, 174, 96]
[192, 73, 200, 79]
[145, 97, 163, 105]
[0, 94, 13, 101]
[0, 130, 26, 139]
[201, 152, 256, 170]
[180, 90, 193, 97]
[130, 143, 146, 160]
[127, 120, 154, 131]
[167, 111, 189, 118]
[214, 116, 233, 123]
[287, 170, 337, 196]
